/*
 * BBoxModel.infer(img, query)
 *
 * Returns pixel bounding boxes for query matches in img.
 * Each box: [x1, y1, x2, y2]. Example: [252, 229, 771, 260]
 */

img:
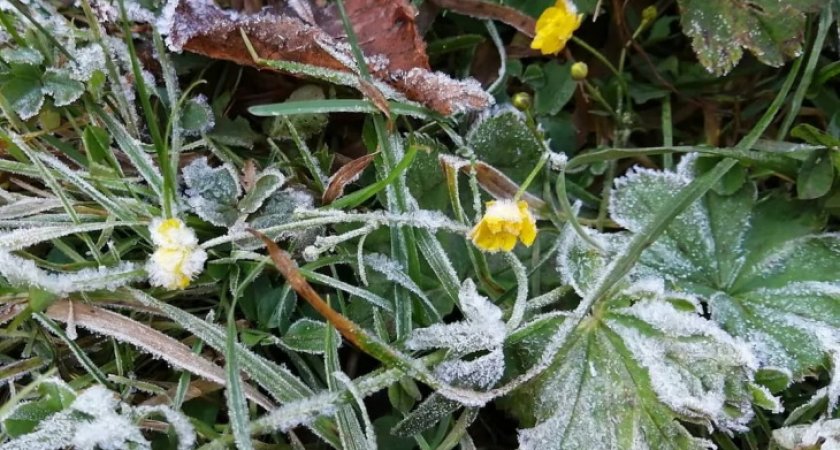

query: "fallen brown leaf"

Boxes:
[322, 152, 376, 204]
[428, 0, 536, 37]
[154, 0, 492, 115]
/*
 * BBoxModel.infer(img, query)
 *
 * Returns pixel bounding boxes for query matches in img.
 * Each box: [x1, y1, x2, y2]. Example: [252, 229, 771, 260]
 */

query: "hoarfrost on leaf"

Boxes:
[406, 280, 505, 354]
[1, 384, 195, 450]
[608, 155, 840, 381]
[182, 157, 241, 226]
[773, 419, 840, 450]
[676, 0, 828, 76]
[511, 276, 759, 450]
[0, 250, 142, 295]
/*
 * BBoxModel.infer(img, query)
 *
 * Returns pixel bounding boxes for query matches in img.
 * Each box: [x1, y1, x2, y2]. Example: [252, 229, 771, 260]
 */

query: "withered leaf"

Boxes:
[322, 152, 376, 204]
[428, 0, 536, 37]
[439, 154, 546, 215]
[155, 0, 492, 115]
[45, 300, 274, 410]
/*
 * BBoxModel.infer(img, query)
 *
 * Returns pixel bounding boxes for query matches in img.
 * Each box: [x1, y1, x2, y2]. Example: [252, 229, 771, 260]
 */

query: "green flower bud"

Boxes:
[642, 6, 657, 25]
[512, 92, 532, 111]
[571, 62, 589, 81]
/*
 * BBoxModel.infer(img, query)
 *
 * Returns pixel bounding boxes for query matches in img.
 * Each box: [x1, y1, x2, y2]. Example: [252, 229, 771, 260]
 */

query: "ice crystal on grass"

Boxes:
[407, 280, 506, 397]
[0, 251, 141, 295]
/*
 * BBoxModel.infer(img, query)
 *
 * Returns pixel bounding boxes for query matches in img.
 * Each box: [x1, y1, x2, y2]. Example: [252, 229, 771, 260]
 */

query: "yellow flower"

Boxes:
[470, 200, 537, 252]
[146, 217, 206, 290]
[531, 0, 583, 55]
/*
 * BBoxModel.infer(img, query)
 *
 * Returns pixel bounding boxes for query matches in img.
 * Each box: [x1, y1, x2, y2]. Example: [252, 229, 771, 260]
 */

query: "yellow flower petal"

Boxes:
[531, 0, 583, 55]
[470, 199, 539, 252]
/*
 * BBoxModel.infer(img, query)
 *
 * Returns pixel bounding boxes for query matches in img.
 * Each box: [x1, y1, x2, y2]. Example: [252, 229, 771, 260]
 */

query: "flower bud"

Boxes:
[571, 61, 588, 81]
[512, 92, 532, 111]
[642, 6, 657, 25]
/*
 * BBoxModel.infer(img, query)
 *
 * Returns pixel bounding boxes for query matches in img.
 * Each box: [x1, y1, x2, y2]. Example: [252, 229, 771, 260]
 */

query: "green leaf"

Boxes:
[28, 286, 57, 312]
[263, 85, 329, 141]
[42, 68, 84, 107]
[0, 64, 44, 120]
[609, 156, 840, 379]
[3, 379, 75, 437]
[207, 116, 260, 149]
[797, 149, 835, 199]
[238, 169, 286, 215]
[676, 0, 828, 75]
[791, 123, 840, 149]
[182, 157, 241, 226]
[513, 276, 757, 449]
[533, 62, 576, 116]
[466, 107, 543, 185]
[180, 96, 214, 134]
[82, 125, 113, 166]
[280, 318, 340, 354]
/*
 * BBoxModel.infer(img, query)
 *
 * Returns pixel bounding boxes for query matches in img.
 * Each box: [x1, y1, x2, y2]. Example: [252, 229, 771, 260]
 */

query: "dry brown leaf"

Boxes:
[155, 0, 492, 115]
[0, 300, 26, 325]
[439, 154, 546, 215]
[322, 152, 376, 204]
[45, 300, 274, 410]
[428, 0, 536, 37]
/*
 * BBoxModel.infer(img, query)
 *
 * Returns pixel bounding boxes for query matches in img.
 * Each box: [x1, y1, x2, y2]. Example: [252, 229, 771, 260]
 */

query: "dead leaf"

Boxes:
[154, 0, 492, 115]
[45, 300, 274, 410]
[322, 152, 376, 204]
[428, 0, 536, 37]
[242, 159, 258, 192]
[439, 154, 546, 215]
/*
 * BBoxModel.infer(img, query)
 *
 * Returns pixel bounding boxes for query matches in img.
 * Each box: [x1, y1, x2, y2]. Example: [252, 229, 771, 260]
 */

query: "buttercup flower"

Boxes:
[531, 0, 583, 55]
[470, 200, 538, 253]
[146, 218, 207, 290]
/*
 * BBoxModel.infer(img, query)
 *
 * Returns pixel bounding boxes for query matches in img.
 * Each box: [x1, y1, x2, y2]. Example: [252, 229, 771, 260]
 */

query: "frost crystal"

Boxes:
[0, 251, 141, 295]
[406, 279, 505, 353]
[406, 280, 506, 394]
[1, 384, 195, 450]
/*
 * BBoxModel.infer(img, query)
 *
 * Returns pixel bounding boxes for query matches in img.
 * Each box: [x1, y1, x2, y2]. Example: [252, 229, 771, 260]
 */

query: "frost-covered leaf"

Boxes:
[677, 0, 828, 76]
[280, 318, 340, 354]
[179, 95, 214, 135]
[609, 156, 840, 380]
[0, 65, 44, 120]
[3, 378, 75, 437]
[0, 47, 43, 65]
[208, 116, 260, 148]
[466, 106, 543, 185]
[182, 157, 241, 226]
[513, 275, 759, 449]
[405, 280, 505, 354]
[773, 419, 840, 450]
[1, 384, 195, 450]
[239, 169, 286, 214]
[42, 68, 85, 107]
[249, 188, 316, 239]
